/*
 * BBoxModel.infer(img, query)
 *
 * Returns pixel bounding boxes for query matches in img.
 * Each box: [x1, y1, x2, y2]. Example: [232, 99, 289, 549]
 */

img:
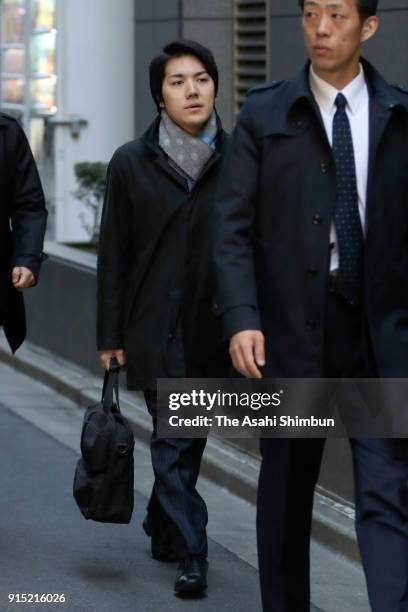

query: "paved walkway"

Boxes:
[0, 361, 370, 612]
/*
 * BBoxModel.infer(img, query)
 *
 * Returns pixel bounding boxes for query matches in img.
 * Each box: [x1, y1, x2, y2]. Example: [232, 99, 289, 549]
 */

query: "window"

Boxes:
[0, 0, 57, 128]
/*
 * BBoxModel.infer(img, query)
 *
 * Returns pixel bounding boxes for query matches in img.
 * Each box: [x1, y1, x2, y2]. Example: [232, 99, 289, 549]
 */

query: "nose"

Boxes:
[185, 78, 199, 97]
[316, 13, 331, 36]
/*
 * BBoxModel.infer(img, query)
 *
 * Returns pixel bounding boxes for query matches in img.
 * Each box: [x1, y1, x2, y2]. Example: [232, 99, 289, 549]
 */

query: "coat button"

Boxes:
[306, 320, 316, 331]
[313, 214, 323, 225]
[320, 162, 328, 174]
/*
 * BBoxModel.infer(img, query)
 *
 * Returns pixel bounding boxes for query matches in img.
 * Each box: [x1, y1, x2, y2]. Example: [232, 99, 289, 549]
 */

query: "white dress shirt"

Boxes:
[309, 64, 369, 271]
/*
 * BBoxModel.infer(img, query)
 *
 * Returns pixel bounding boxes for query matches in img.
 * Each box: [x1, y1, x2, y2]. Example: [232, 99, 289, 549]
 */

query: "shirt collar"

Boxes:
[309, 63, 367, 115]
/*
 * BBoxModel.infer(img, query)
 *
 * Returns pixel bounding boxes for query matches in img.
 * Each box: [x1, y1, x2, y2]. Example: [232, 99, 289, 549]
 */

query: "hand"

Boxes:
[229, 330, 265, 379]
[99, 349, 126, 370]
[12, 266, 35, 290]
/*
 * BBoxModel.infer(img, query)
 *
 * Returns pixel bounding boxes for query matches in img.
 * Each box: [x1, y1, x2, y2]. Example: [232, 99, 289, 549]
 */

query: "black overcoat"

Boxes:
[214, 59, 408, 378]
[0, 113, 47, 352]
[97, 117, 230, 390]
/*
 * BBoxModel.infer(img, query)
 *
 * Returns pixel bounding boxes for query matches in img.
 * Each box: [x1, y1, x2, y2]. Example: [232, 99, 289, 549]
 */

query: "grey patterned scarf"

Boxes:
[159, 109, 218, 185]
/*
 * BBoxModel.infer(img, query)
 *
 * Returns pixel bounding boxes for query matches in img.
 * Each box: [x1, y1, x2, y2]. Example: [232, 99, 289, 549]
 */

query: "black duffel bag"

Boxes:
[73, 361, 134, 523]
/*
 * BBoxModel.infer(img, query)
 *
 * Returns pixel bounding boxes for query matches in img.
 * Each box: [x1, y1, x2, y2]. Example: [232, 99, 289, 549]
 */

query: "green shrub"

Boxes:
[73, 162, 108, 244]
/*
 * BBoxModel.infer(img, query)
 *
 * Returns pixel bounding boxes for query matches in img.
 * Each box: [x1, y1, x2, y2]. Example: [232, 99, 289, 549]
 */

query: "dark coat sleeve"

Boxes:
[96, 150, 131, 350]
[213, 97, 262, 340]
[10, 121, 47, 280]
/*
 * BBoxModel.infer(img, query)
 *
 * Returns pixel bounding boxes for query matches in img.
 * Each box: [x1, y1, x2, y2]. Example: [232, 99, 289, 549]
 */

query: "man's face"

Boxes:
[302, 0, 376, 76]
[160, 55, 215, 136]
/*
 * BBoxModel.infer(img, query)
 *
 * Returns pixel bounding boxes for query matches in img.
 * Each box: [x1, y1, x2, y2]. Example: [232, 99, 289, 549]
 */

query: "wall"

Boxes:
[134, 0, 182, 136]
[53, 0, 135, 242]
[182, 0, 234, 131]
[134, 0, 235, 134]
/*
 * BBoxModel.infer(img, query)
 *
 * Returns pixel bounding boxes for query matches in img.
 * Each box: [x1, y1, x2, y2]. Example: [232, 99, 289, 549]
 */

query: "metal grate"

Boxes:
[234, 0, 270, 116]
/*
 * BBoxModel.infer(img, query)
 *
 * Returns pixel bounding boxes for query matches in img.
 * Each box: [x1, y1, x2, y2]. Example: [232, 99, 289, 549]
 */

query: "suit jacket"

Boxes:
[0, 113, 47, 352]
[214, 58, 408, 378]
[97, 116, 230, 390]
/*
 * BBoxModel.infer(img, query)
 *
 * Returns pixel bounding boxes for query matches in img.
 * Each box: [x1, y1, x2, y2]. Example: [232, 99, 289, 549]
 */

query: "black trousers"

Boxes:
[144, 390, 208, 560]
[257, 293, 408, 612]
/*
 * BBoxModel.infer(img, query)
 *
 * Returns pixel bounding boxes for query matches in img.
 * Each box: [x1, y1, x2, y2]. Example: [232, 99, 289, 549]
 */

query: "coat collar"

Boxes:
[361, 57, 408, 112]
[0, 112, 14, 127]
[261, 57, 408, 156]
[283, 57, 408, 116]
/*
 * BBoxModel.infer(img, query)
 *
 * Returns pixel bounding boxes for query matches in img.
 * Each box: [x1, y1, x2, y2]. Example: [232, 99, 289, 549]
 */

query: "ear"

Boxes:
[361, 16, 378, 44]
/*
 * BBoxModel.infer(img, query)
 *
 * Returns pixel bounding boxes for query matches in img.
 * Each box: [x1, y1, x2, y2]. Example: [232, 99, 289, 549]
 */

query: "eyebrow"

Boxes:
[304, 1, 345, 6]
[167, 70, 208, 79]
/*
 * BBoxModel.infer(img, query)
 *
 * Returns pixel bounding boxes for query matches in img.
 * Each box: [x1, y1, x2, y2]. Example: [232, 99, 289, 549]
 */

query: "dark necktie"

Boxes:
[332, 92, 363, 305]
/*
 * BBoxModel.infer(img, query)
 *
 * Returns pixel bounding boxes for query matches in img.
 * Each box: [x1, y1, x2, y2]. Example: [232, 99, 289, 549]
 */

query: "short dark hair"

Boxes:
[149, 40, 219, 112]
[298, 0, 378, 20]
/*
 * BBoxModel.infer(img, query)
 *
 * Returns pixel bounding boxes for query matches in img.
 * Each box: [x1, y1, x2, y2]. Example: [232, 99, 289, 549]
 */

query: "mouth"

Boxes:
[314, 45, 330, 55]
[184, 104, 203, 111]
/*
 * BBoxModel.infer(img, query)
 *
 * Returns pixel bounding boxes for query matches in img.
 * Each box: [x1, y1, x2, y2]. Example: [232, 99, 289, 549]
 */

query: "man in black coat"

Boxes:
[214, 1, 408, 610]
[97, 40, 229, 595]
[0, 113, 47, 353]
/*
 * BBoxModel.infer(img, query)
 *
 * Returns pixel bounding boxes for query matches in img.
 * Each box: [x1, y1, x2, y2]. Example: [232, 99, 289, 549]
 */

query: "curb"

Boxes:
[0, 338, 360, 563]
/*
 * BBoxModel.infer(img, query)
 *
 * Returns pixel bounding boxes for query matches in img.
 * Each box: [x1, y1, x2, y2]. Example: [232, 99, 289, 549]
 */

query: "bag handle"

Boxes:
[101, 358, 120, 413]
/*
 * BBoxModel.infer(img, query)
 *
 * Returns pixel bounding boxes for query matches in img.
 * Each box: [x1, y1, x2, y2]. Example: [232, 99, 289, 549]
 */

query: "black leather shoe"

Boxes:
[174, 557, 208, 595]
[143, 515, 177, 562]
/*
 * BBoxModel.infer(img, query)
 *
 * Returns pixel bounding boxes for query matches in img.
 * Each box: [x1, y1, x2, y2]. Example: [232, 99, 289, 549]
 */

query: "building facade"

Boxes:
[1, 0, 407, 242]
[1, 0, 135, 242]
[135, 0, 408, 136]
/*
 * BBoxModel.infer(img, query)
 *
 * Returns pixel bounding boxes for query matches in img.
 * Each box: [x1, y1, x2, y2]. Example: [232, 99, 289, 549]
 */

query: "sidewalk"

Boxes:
[0, 368, 261, 612]
[0, 355, 370, 611]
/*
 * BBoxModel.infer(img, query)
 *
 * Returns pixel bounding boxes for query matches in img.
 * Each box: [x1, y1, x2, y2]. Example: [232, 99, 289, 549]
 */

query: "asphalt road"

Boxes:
[0, 405, 262, 612]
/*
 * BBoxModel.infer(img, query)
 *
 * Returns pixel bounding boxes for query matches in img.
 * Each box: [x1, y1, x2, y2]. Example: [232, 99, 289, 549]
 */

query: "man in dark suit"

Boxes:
[0, 113, 47, 352]
[214, 1, 408, 610]
[97, 41, 229, 595]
